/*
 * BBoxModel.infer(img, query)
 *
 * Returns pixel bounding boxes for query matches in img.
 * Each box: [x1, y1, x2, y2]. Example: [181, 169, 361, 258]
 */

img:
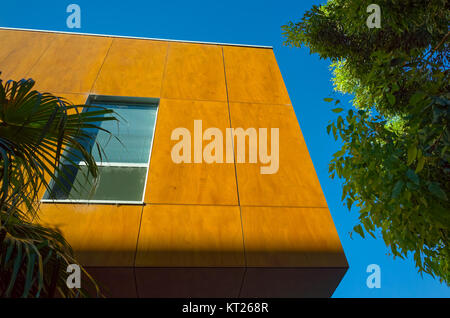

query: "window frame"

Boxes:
[40, 94, 159, 205]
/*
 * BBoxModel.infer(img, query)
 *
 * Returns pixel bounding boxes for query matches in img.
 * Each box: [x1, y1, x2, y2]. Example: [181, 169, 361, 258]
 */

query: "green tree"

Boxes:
[283, 0, 449, 284]
[0, 75, 116, 297]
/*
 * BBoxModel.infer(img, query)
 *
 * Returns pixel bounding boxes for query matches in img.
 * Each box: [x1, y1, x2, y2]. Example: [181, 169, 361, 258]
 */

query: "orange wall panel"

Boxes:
[27, 34, 112, 94]
[223, 46, 291, 105]
[92, 38, 168, 97]
[161, 43, 227, 101]
[38, 204, 142, 267]
[145, 98, 238, 205]
[241, 206, 347, 268]
[135, 204, 245, 267]
[54, 93, 89, 106]
[0, 30, 55, 81]
[229, 102, 328, 207]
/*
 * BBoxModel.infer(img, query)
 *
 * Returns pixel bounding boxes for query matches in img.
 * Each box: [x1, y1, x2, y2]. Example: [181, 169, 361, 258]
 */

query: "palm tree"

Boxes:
[0, 74, 116, 297]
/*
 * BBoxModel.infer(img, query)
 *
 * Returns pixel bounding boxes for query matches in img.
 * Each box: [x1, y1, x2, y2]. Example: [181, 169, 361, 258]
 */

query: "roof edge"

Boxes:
[0, 26, 273, 49]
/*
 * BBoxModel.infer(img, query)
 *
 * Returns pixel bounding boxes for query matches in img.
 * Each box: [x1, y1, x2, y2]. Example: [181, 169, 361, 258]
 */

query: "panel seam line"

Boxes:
[24, 36, 54, 77]
[221, 47, 247, 297]
[159, 43, 171, 98]
[89, 38, 114, 94]
[133, 204, 145, 297]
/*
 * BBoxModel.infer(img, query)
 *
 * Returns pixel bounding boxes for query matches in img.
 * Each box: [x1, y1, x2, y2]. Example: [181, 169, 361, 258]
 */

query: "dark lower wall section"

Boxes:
[84, 267, 137, 298]
[84, 266, 348, 298]
[135, 268, 244, 298]
[240, 267, 348, 298]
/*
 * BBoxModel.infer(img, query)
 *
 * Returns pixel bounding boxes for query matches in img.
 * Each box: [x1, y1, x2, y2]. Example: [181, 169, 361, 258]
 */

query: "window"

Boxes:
[42, 95, 159, 204]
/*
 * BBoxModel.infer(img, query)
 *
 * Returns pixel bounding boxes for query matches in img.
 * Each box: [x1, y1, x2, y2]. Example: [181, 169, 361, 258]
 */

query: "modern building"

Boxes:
[0, 27, 348, 297]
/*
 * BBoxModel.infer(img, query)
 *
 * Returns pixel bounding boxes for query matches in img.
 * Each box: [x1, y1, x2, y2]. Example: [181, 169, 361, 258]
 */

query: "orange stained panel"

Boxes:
[241, 206, 348, 268]
[229, 102, 327, 207]
[161, 43, 227, 101]
[54, 92, 89, 106]
[38, 204, 143, 267]
[223, 46, 291, 105]
[92, 38, 168, 97]
[135, 205, 245, 267]
[0, 30, 55, 81]
[145, 98, 238, 205]
[27, 34, 112, 94]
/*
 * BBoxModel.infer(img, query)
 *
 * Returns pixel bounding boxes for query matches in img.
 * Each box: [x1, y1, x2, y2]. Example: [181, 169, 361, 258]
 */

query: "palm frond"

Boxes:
[0, 74, 117, 297]
[0, 77, 116, 220]
[0, 210, 101, 298]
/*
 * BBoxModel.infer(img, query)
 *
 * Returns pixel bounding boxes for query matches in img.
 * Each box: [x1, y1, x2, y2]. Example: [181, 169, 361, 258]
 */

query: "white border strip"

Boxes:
[140, 105, 159, 202]
[78, 162, 148, 168]
[0, 26, 273, 49]
[40, 199, 144, 205]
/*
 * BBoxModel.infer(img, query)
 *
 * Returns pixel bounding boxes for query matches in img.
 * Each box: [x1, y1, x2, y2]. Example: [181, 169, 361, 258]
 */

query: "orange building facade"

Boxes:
[0, 28, 348, 297]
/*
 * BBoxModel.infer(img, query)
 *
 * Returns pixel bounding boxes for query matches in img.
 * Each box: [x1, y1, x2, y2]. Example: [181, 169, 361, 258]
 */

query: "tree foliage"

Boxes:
[0, 75, 116, 297]
[283, 0, 449, 284]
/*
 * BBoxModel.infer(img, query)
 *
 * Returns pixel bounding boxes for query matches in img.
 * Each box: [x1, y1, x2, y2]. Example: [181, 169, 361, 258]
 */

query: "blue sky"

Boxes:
[1, 0, 448, 297]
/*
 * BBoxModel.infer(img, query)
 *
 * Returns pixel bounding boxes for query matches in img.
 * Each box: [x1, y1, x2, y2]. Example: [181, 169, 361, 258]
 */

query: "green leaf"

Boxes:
[324, 98, 334, 102]
[387, 93, 396, 105]
[406, 169, 419, 184]
[353, 224, 365, 238]
[332, 108, 344, 113]
[334, 148, 346, 157]
[428, 182, 448, 201]
[346, 197, 354, 211]
[415, 156, 425, 173]
[409, 91, 426, 106]
[391, 180, 404, 198]
[407, 144, 417, 166]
